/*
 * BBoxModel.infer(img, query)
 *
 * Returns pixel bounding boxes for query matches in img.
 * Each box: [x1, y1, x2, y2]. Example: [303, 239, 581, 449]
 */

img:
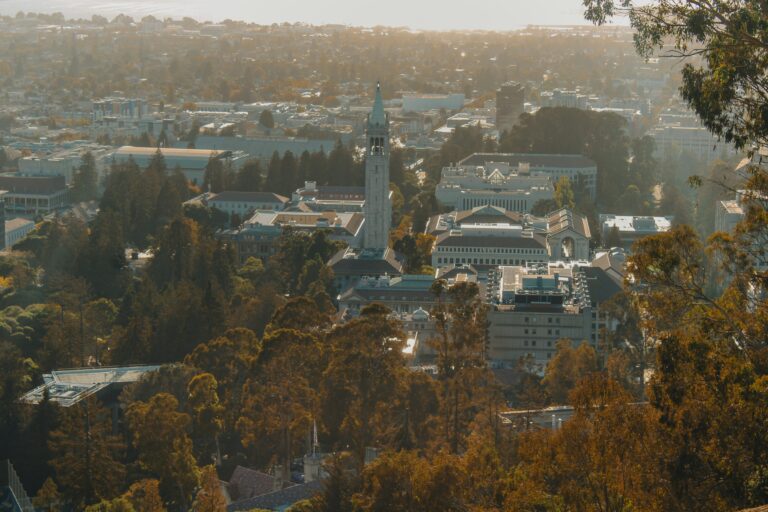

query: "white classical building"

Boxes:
[427, 205, 592, 265]
[436, 164, 553, 212]
[431, 224, 549, 270]
[456, 153, 598, 199]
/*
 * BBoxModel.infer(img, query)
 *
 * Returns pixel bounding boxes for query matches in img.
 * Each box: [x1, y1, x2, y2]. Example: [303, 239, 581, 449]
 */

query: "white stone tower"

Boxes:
[363, 82, 391, 250]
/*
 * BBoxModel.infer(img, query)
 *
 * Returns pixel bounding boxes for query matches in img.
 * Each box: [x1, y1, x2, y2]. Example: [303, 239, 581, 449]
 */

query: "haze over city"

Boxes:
[0, 2, 766, 512]
[0, 0, 618, 30]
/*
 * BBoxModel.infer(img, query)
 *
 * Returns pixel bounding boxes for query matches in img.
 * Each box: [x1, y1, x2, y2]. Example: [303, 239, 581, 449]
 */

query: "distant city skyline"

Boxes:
[0, 0, 632, 31]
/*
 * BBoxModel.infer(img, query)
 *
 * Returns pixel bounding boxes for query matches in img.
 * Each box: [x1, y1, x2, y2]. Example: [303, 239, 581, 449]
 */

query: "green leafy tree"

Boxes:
[584, 0, 768, 149]
[238, 329, 321, 480]
[321, 305, 408, 466]
[554, 176, 575, 210]
[429, 281, 494, 453]
[187, 373, 224, 464]
[126, 393, 200, 509]
[541, 339, 598, 404]
[49, 397, 126, 507]
[192, 465, 227, 512]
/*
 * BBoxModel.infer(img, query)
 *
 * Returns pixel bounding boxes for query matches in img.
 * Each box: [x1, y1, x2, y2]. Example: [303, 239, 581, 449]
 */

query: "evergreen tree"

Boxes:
[72, 152, 99, 202]
[265, 151, 282, 193]
[258, 109, 275, 129]
[234, 159, 262, 191]
[278, 150, 298, 195]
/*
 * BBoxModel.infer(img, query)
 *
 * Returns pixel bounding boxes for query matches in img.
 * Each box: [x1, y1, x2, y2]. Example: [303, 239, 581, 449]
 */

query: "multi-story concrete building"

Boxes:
[338, 274, 438, 315]
[539, 89, 589, 109]
[18, 144, 114, 185]
[715, 198, 744, 234]
[0, 174, 69, 215]
[496, 82, 525, 134]
[486, 265, 595, 368]
[92, 97, 149, 120]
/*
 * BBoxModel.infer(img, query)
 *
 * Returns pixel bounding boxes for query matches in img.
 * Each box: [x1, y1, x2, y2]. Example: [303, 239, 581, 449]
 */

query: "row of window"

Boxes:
[461, 199, 528, 210]
[439, 246, 543, 254]
[525, 316, 561, 324]
[522, 340, 554, 348]
[436, 257, 533, 266]
[523, 329, 561, 336]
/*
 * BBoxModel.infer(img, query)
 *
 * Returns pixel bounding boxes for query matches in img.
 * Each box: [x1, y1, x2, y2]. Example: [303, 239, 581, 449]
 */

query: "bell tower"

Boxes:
[363, 82, 391, 250]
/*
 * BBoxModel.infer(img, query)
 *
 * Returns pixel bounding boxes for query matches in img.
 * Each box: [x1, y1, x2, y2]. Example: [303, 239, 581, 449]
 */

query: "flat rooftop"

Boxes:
[19, 365, 161, 407]
[116, 146, 228, 158]
[600, 215, 672, 233]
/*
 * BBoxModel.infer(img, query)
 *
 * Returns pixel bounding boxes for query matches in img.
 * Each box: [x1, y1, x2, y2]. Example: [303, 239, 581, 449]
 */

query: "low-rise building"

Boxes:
[221, 210, 364, 263]
[431, 224, 549, 271]
[402, 93, 465, 113]
[114, 146, 248, 185]
[599, 214, 672, 250]
[4, 218, 34, 249]
[429, 206, 591, 262]
[291, 182, 365, 212]
[186, 135, 336, 166]
[337, 274, 438, 315]
[19, 365, 161, 408]
[327, 247, 403, 292]
[0, 174, 69, 215]
[189, 191, 289, 219]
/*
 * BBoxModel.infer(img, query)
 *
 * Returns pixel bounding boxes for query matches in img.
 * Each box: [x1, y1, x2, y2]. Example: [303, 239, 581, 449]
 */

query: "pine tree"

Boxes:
[72, 152, 99, 202]
[265, 151, 282, 193]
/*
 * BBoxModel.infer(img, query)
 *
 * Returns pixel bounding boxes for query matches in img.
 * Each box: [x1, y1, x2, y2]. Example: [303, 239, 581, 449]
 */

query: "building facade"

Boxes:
[458, 153, 598, 199]
[486, 266, 594, 368]
[436, 164, 553, 212]
[0, 174, 69, 215]
[114, 146, 248, 185]
[431, 225, 549, 270]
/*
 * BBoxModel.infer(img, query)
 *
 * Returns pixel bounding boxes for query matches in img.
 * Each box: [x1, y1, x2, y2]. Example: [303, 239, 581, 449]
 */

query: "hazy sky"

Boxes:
[0, 0, 629, 30]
